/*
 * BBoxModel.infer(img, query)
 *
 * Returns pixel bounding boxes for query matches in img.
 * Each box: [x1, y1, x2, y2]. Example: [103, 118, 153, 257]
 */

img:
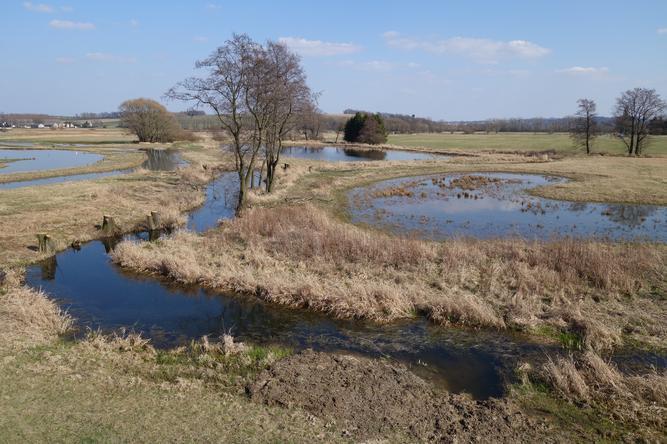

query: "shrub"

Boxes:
[119, 98, 185, 143]
[343, 112, 387, 144]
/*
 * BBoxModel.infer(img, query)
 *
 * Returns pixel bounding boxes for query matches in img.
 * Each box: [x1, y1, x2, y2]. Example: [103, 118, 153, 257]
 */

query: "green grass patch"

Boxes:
[388, 132, 667, 156]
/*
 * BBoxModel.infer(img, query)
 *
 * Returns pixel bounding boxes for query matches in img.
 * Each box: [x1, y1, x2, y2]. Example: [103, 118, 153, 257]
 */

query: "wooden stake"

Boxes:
[36, 233, 53, 253]
[102, 215, 118, 234]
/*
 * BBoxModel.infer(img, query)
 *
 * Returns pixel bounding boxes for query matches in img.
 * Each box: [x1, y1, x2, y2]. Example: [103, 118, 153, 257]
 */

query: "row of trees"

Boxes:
[570, 88, 666, 155]
[166, 33, 314, 212]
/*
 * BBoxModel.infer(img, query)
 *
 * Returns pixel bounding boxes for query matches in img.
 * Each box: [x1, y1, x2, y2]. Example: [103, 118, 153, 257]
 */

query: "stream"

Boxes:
[24, 171, 666, 401]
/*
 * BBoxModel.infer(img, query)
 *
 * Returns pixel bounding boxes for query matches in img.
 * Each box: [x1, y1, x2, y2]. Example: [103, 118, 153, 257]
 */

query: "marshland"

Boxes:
[2, 3, 667, 442]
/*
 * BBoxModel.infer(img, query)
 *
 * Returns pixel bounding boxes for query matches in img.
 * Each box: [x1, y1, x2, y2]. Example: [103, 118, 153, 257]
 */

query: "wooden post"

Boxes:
[147, 211, 161, 230]
[36, 233, 53, 253]
[102, 215, 118, 235]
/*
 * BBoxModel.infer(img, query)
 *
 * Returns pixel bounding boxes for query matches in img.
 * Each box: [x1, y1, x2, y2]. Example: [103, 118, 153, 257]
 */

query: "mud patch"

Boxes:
[247, 350, 552, 441]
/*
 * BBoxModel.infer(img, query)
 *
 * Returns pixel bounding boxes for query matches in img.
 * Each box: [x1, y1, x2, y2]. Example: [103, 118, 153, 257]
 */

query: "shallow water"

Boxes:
[0, 169, 129, 190]
[348, 173, 667, 242]
[0, 149, 183, 190]
[24, 172, 665, 400]
[281, 146, 445, 162]
[0, 149, 103, 174]
[140, 148, 186, 171]
[24, 172, 537, 400]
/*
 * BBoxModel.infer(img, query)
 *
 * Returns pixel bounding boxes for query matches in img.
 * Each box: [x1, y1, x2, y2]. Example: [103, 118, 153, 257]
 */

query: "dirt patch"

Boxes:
[247, 350, 555, 442]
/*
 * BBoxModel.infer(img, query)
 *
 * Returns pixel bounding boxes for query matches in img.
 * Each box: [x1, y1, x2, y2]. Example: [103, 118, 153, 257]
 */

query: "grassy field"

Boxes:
[387, 132, 667, 156]
[0, 127, 137, 144]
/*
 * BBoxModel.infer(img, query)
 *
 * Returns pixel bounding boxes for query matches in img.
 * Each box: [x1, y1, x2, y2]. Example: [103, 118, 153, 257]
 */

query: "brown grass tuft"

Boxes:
[0, 271, 72, 351]
[537, 351, 667, 436]
[111, 204, 666, 348]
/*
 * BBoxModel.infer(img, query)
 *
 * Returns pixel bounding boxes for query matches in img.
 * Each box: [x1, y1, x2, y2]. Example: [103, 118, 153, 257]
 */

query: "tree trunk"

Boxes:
[265, 162, 275, 193]
[236, 172, 248, 216]
[258, 161, 265, 188]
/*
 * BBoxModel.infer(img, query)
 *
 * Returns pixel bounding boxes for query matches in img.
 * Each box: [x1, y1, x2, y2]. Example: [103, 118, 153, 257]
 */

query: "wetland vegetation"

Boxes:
[2, 13, 667, 442]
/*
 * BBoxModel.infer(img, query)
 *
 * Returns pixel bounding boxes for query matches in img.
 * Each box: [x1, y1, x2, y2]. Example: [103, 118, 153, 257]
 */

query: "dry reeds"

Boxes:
[538, 351, 667, 434]
[0, 272, 72, 351]
[111, 204, 666, 348]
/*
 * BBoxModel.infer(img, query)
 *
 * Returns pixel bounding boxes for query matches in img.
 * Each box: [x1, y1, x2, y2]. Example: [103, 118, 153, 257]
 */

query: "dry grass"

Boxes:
[536, 351, 667, 439]
[0, 141, 228, 268]
[112, 204, 666, 350]
[0, 271, 72, 352]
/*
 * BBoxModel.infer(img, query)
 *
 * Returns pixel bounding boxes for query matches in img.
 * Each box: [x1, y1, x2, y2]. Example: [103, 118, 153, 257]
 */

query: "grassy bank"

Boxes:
[387, 132, 667, 156]
[111, 204, 667, 352]
[0, 275, 345, 442]
[0, 127, 137, 144]
[0, 145, 145, 185]
[0, 137, 227, 268]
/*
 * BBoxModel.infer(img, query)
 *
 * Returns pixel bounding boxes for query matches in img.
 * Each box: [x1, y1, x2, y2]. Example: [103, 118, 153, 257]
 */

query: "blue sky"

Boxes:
[1, 0, 666, 120]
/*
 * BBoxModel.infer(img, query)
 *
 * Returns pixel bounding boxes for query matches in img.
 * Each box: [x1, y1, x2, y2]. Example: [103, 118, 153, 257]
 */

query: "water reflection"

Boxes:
[26, 237, 529, 399]
[348, 173, 667, 242]
[281, 146, 444, 162]
[0, 149, 103, 174]
[141, 148, 186, 171]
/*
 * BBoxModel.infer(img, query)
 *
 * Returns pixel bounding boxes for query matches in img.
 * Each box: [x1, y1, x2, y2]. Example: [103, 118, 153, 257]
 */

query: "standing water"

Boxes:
[281, 146, 446, 162]
[23, 171, 550, 400]
[348, 173, 667, 242]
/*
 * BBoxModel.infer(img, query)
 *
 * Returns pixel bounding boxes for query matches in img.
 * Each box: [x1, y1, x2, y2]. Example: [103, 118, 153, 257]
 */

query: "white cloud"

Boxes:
[557, 66, 609, 75]
[382, 31, 550, 63]
[658, 28, 667, 34]
[55, 56, 75, 64]
[60, 5, 72, 11]
[337, 59, 394, 71]
[193, 36, 208, 43]
[206, 3, 221, 9]
[49, 19, 95, 30]
[23, 2, 53, 13]
[278, 37, 362, 56]
[129, 19, 140, 28]
[85, 52, 136, 63]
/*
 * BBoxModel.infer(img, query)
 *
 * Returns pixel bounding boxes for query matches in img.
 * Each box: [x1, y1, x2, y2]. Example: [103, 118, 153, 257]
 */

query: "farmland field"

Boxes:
[388, 132, 667, 156]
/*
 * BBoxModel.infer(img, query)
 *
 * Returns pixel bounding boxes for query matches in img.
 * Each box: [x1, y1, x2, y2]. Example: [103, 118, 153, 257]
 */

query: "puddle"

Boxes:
[348, 173, 667, 242]
[0, 149, 103, 174]
[281, 146, 445, 162]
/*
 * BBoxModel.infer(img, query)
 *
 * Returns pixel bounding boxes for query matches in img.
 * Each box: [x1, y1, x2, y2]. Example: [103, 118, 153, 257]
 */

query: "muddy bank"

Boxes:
[248, 350, 554, 442]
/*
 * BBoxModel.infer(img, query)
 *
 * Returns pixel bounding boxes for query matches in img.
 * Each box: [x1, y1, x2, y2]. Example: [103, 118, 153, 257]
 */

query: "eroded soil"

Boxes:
[248, 350, 557, 442]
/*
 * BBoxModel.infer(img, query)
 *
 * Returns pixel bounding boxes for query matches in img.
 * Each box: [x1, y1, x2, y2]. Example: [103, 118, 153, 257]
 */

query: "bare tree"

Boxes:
[119, 98, 182, 142]
[570, 98, 598, 154]
[614, 88, 666, 156]
[261, 41, 312, 193]
[166, 34, 262, 214]
[298, 94, 322, 140]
